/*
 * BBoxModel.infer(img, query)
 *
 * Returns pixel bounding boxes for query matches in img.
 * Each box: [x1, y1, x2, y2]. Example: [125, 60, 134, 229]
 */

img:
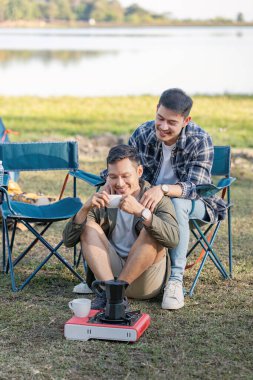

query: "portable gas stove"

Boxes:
[64, 309, 151, 342]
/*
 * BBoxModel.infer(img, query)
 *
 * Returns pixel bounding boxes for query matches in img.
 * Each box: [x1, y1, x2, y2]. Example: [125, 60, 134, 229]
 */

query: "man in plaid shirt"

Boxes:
[129, 88, 226, 310]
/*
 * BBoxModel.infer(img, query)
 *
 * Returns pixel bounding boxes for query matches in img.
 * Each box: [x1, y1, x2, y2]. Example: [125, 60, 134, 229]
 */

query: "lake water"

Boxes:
[0, 26, 252, 97]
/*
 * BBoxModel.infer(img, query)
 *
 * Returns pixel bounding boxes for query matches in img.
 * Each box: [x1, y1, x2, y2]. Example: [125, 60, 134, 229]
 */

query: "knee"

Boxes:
[138, 228, 163, 251]
[171, 198, 192, 223]
[80, 221, 103, 244]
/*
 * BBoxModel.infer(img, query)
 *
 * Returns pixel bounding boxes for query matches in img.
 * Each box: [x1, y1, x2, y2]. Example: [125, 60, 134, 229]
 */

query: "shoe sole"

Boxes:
[161, 302, 184, 310]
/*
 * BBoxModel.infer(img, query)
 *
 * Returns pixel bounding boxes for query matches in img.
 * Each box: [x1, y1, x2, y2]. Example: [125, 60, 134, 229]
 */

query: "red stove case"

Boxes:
[64, 309, 151, 342]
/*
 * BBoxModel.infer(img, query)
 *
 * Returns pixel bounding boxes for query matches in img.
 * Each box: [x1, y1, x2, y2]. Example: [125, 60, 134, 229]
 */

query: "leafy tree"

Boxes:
[124, 4, 153, 23]
[55, 0, 74, 20]
[0, 0, 164, 23]
[105, 0, 124, 22]
[3, 0, 34, 20]
[0, 0, 8, 21]
[85, 0, 109, 22]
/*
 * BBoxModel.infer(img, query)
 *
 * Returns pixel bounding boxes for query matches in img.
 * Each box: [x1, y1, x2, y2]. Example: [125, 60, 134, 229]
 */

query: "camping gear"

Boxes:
[64, 279, 150, 342]
[92, 279, 128, 321]
[186, 146, 236, 296]
[0, 141, 87, 291]
[0, 118, 19, 182]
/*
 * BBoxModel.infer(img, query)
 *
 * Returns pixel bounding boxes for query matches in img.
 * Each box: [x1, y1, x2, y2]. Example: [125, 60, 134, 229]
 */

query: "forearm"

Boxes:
[74, 205, 90, 224]
[63, 205, 93, 247]
[163, 184, 183, 198]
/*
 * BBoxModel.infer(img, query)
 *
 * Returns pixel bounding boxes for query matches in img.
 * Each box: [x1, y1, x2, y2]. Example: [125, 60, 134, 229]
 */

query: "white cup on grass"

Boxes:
[107, 194, 122, 208]
[68, 298, 91, 318]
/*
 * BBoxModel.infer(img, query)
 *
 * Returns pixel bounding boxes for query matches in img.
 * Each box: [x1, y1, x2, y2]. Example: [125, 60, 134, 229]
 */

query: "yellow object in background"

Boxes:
[8, 179, 56, 205]
[8, 179, 22, 195]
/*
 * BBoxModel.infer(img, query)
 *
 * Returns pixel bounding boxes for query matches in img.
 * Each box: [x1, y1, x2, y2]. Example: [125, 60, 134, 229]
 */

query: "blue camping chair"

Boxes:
[72, 146, 236, 297]
[0, 141, 93, 292]
[0, 118, 19, 182]
[186, 146, 236, 296]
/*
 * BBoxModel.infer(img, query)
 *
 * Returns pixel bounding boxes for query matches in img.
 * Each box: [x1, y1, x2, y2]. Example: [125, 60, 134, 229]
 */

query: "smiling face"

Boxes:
[155, 105, 191, 146]
[107, 158, 143, 196]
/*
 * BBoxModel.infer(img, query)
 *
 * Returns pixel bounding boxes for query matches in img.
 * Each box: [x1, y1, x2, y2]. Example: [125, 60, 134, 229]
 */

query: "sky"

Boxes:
[119, 0, 253, 21]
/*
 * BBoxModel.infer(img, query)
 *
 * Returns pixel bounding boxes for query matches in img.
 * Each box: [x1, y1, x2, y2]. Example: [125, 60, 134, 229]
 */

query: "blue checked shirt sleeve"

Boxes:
[177, 135, 214, 199]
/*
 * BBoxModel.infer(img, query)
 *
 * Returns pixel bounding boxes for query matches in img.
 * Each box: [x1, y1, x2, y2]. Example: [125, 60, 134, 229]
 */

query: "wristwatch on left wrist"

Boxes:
[161, 184, 170, 196]
[141, 208, 152, 222]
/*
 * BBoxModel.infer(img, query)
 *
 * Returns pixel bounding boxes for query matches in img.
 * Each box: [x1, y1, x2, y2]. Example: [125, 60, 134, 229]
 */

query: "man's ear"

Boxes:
[184, 116, 191, 126]
[137, 165, 143, 178]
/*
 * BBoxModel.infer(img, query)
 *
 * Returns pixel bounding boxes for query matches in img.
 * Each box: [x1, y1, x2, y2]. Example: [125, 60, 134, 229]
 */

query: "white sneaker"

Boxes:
[161, 280, 184, 310]
[73, 282, 93, 294]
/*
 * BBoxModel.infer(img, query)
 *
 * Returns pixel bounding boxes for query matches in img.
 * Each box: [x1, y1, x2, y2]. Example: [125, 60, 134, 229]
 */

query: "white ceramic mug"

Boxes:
[107, 194, 122, 208]
[68, 298, 91, 318]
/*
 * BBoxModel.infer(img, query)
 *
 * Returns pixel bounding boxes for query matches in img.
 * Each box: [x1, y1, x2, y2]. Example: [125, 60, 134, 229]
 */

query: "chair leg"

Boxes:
[2, 220, 6, 273]
[187, 222, 230, 296]
[187, 224, 212, 258]
[22, 221, 84, 283]
[10, 220, 17, 252]
[5, 221, 17, 274]
[3, 218, 85, 291]
[2, 218, 18, 291]
[188, 250, 210, 297]
[76, 249, 83, 268]
[193, 223, 229, 279]
[228, 207, 233, 277]
[54, 250, 84, 282]
[73, 245, 77, 266]
[18, 251, 55, 291]
[12, 222, 52, 268]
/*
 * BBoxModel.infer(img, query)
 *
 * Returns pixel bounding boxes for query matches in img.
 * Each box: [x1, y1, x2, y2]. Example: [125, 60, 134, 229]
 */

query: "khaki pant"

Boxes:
[108, 243, 167, 300]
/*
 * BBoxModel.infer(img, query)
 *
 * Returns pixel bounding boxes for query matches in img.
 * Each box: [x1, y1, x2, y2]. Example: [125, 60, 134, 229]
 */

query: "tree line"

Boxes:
[0, 0, 165, 23]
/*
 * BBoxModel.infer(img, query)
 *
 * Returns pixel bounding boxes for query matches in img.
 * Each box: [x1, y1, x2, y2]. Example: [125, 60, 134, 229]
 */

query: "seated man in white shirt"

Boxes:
[63, 145, 179, 309]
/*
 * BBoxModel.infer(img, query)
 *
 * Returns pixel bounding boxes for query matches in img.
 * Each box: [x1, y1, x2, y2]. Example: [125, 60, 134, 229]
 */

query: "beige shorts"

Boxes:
[108, 243, 167, 300]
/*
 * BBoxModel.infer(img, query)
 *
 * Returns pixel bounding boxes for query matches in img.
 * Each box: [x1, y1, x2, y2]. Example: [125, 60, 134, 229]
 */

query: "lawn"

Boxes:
[0, 95, 252, 379]
[1, 95, 253, 147]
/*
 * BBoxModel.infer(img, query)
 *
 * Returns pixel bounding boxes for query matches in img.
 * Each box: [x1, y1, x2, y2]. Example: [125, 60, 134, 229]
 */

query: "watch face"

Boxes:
[142, 208, 151, 220]
[162, 184, 169, 194]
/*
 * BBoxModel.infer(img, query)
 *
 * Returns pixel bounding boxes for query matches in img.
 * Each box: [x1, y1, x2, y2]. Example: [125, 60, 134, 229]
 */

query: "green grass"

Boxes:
[0, 95, 252, 378]
[0, 152, 253, 379]
[1, 95, 253, 147]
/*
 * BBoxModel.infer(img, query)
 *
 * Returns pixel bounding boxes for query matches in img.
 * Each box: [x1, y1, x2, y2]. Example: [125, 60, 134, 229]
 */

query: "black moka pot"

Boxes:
[92, 279, 129, 321]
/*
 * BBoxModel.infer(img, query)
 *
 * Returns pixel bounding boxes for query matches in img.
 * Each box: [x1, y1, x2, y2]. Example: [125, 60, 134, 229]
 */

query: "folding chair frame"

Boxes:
[186, 146, 236, 296]
[0, 141, 90, 292]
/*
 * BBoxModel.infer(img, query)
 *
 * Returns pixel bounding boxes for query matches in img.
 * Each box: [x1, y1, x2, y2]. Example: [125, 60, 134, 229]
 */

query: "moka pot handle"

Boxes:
[91, 280, 105, 296]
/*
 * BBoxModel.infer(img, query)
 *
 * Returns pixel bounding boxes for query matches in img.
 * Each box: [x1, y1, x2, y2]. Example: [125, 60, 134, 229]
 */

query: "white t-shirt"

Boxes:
[155, 142, 178, 185]
[109, 209, 137, 258]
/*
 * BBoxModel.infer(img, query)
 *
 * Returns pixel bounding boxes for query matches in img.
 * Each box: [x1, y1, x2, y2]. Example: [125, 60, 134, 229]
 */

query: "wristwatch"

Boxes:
[161, 184, 170, 196]
[141, 208, 152, 221]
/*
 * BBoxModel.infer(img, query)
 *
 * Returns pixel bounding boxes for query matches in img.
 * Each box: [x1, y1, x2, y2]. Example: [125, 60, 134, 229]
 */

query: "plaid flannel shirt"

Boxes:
[129, 120, 227, 223]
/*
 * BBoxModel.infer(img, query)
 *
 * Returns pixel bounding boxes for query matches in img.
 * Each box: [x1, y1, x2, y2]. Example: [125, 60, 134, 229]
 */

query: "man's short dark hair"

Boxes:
[107, 144, 141, 167]
[158, 88, 193, 117]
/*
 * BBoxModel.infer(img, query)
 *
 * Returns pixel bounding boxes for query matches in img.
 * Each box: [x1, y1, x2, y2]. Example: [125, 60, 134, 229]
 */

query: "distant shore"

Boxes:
[1, 20, 253, 29]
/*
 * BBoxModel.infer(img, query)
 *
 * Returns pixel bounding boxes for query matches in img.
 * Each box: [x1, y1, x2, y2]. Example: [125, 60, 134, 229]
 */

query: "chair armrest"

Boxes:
[0, 186, 18, 215]
[3, 172, 10, 187]
[196, 177, 236, 197]
[69, 170, 106, 187]
[0, 173, 10, 205]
